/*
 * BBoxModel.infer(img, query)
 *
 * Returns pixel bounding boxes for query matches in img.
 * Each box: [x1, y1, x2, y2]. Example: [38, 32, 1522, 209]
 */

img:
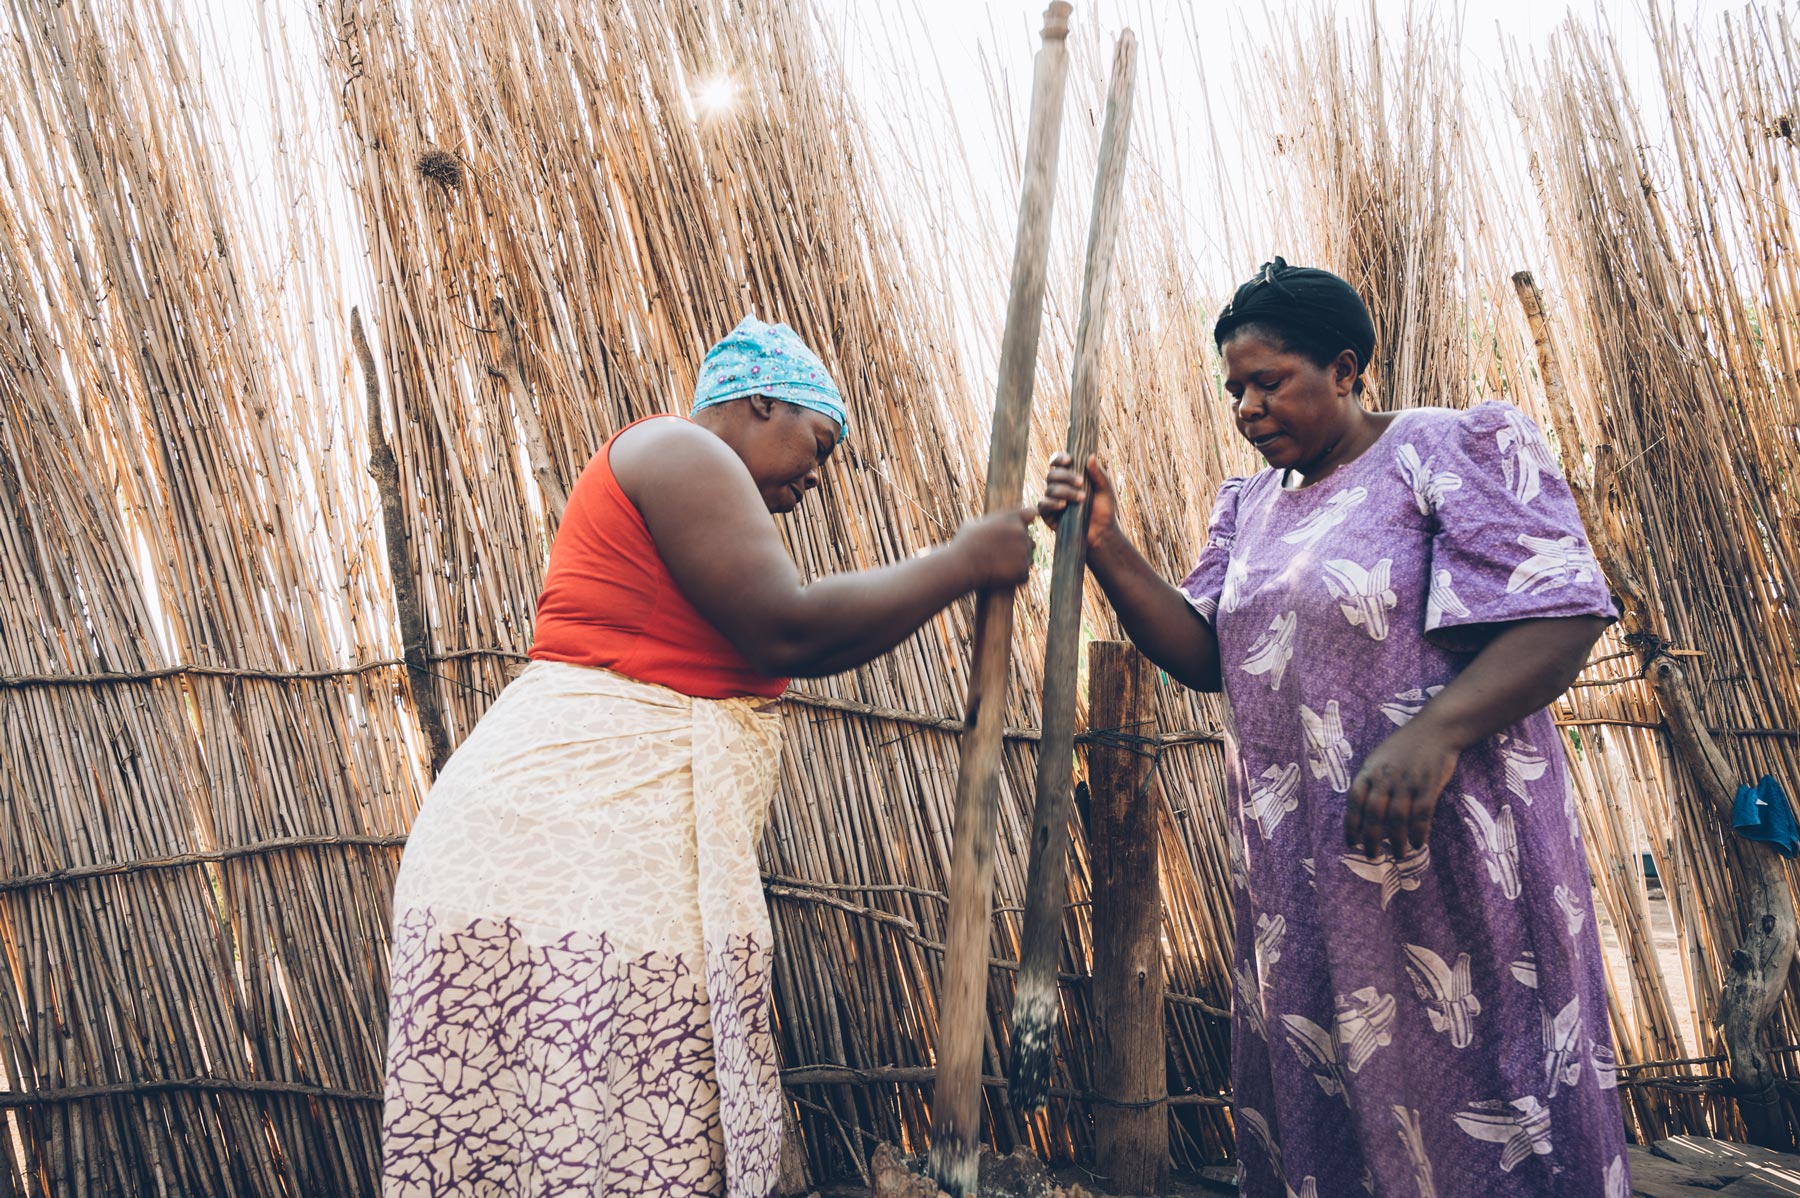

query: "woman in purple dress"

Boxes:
[1040, 259, 1628, 1197]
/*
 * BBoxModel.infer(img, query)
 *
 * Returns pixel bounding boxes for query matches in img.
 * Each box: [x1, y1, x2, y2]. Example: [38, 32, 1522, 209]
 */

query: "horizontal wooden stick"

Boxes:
[41, 659, 1796, 740]
[0, 663, 1234, 747]
[0, 1076, 382, 1108]
[765, 883, 923, 934]
[1579, 646, 1702, 671]
[780, 1063, 1227, 1107]
[1163, 990, 1232, 1019]
[1618, 1052, 1729, 1072]
[0, 1065, 1232, 1113]
[784, 688, 1224, 745]
[760, 873, 954, 901]
[1616, 1077, 1732, 1094]
[5, 1062, 1759, 1110]
[0, 646, 531, 688]
[763, 873, 1096, 914]
[0, 834, 412, 894]
[1556, 716, 1796, 737]
[2, 1067, 1728, 1107]
[15, 660, 1790, 737]
[0, 660, 414, 687]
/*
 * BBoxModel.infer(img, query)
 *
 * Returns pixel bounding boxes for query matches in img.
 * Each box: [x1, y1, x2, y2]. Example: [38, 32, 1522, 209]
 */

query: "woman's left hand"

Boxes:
[1345, 719, 1463, 857]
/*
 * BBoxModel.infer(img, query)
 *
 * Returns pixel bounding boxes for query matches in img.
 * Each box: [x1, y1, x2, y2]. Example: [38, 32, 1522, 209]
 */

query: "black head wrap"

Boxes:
[1212, 257, 1377, 387]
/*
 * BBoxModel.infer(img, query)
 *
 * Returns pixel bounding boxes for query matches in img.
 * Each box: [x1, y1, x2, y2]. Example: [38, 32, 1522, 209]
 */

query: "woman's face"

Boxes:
[740, 399, 842, 514]
[1221, 331, 1359, 474]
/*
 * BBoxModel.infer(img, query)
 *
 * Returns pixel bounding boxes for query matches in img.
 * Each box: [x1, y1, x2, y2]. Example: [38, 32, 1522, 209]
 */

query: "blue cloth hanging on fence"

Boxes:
[1732, 774, 1798, 858]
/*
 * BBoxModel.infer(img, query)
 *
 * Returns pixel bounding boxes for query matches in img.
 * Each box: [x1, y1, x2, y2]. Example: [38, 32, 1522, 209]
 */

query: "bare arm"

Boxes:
[1085, 526, 1223, 692]
[1040, 452, 1222, 691]
[1412, 617, 1608, 749]
[618, 420, 1034, 678]
[1346, 615, 1610, 855]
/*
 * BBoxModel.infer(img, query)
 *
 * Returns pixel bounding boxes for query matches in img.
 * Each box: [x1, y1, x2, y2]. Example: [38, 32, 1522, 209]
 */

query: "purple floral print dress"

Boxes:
[1179, 401, 1628, 1198]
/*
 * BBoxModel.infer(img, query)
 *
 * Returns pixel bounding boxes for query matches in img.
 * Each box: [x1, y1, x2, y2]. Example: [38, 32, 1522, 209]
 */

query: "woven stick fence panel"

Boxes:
[0, 0, 428, 1192]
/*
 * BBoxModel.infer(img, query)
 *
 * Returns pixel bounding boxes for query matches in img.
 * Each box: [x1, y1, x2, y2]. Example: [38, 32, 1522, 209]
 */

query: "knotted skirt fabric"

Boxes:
[381, 661, 786, 1196]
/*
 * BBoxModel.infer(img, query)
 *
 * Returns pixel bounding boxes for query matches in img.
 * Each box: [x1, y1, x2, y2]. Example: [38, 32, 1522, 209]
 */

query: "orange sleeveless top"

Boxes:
[529, 416, 789, 699]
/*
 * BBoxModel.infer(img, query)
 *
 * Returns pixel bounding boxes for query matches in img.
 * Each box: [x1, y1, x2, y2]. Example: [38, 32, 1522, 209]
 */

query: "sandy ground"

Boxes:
[1596, 891, 1703, 1056]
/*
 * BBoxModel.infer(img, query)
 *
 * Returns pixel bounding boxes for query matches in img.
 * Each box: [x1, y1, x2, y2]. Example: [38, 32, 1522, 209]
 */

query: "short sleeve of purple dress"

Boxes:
[1178, 402, 1628, 1198]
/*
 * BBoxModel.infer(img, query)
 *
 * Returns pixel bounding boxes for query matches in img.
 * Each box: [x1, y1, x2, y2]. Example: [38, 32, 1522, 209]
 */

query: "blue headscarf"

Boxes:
[692, 315, 848, 442]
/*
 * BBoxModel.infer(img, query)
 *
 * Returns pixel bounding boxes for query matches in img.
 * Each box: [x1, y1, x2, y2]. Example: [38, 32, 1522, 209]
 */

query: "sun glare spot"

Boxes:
[694, 75, 738, 114]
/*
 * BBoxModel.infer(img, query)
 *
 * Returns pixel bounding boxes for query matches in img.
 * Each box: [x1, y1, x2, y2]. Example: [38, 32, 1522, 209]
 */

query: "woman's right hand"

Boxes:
[952, 508, 1038, 589]
[1038, 452, 1116, 551]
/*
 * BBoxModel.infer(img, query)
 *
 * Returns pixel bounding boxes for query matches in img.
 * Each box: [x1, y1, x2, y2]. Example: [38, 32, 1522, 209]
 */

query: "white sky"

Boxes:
[820, 0, 1735, 112]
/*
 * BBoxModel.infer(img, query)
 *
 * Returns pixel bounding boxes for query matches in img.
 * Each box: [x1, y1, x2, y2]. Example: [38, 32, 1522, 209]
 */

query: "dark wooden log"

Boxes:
[351, 306, 451, 775]
[1009, 26, 1139, 1113]
[1649, 655, 1796, 1149]
[1087, 641, 1168, 1192]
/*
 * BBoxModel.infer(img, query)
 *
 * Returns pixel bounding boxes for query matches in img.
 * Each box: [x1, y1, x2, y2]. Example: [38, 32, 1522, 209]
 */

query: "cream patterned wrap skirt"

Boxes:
[381, 660, 787, 1196]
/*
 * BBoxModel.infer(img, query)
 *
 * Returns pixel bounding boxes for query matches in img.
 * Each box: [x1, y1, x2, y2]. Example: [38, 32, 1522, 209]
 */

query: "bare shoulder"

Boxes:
[610, 415, 747, 505]
[608, 415, 796, 627]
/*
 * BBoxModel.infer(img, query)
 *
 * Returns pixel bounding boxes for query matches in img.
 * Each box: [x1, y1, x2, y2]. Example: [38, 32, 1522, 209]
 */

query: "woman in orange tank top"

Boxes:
[381, 316, 1034, 1196]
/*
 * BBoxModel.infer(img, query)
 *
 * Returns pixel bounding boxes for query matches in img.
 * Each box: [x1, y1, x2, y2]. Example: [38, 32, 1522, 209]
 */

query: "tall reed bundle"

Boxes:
[1246, 6, 1471, 411]
[1503, 6, 1800, 1138]
[0, 0, 424, 1192]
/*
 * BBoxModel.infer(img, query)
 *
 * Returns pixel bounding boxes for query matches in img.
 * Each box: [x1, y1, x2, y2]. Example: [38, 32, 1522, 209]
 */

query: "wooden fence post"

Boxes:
[1088, 641, 1168, 1192]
